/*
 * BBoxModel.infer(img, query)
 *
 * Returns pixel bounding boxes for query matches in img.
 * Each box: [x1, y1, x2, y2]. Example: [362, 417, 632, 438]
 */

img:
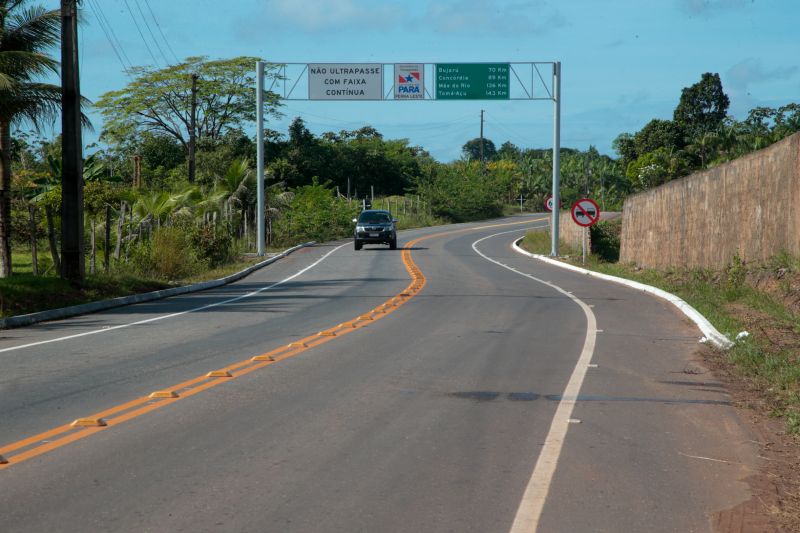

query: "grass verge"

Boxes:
[0, 250, 271, 320]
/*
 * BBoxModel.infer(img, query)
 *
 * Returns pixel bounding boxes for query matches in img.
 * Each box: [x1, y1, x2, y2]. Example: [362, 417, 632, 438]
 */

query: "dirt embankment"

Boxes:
[710, 265, 800, 532]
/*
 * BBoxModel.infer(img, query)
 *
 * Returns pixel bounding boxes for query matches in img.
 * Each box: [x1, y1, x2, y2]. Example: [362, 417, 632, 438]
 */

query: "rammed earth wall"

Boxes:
[620, 132, 800, 269]
[558, 210, 586, 252]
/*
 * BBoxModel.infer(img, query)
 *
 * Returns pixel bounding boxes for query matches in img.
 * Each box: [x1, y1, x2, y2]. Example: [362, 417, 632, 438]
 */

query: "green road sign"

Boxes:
[435, 63, 510, 100]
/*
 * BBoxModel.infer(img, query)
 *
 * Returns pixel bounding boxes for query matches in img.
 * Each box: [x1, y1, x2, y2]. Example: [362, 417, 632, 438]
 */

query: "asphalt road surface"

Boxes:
[0, 216, 758, 532]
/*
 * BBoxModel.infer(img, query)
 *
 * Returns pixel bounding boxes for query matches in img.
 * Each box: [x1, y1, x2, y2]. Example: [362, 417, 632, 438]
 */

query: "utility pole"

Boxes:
[60, 0, 84, 282]
[188, 73, 198, 183]
[479, 109, 485, 164]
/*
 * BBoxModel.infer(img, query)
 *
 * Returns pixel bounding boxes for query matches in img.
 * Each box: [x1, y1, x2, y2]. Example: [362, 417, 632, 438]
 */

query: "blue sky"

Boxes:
[48, 0, 800, 160]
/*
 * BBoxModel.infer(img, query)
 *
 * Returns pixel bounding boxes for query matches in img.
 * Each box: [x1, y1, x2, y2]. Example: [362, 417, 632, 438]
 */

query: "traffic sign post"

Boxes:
[570, 198, 600, 227]
[570, 198, 600, 265]
[544, 195, 562, 212]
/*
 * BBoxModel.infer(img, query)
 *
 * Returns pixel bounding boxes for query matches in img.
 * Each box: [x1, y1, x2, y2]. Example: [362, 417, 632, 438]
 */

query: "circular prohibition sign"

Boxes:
[544, 195, 563, 212]
[570, 198, 601, 227]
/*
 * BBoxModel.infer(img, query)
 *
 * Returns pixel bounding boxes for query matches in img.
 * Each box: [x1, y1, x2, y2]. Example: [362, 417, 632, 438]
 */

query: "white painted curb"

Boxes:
[511, 238, 734, 350]
[0, 242, 316, 330]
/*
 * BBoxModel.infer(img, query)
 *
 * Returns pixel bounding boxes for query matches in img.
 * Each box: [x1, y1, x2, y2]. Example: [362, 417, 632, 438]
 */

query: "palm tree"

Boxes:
[214, 158, 252, 224]
[0, 0, 61, 277]
[132, 191, 175, 228]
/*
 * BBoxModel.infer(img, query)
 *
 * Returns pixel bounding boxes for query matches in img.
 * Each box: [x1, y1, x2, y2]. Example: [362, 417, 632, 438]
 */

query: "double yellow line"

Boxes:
[0, 238, 427, 469]
[0, 218, 542, 469]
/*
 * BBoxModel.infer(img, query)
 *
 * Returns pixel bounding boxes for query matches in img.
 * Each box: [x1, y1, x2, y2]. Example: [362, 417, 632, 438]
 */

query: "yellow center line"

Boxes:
[0, 217, 544, 470]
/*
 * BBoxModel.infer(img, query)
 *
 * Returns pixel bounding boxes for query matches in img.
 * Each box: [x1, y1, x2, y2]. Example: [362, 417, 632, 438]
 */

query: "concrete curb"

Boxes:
[511, 238, 735, 350]
[0, 242, 316, 331]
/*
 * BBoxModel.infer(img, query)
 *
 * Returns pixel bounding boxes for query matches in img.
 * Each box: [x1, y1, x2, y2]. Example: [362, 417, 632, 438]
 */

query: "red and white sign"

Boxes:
[545, 195, 562, 212]
[394, 63, 423, 100]
[570, 198, 600, 227]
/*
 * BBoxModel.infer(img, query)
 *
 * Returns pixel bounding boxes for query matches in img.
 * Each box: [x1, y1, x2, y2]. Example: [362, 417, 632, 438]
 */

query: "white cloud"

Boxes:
[424, 0, 565, 35]
[726, 58, 798, 91]
[265, 0, 407, 32]
[724, 57, 798, 113]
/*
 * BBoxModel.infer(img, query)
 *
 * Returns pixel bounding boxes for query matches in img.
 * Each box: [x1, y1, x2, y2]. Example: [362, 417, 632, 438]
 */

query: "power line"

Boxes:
[92, 0, 135, 69]
[142, 0, 180, 63]
[132, 0, 170, 65]
[122, 0, 160, 66]
[86, 0, 134, 75]
[484, 116, 531, 148]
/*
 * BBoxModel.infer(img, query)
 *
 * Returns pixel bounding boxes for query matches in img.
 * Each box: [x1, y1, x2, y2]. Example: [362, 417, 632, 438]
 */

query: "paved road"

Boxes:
[0, 216, 758, 532]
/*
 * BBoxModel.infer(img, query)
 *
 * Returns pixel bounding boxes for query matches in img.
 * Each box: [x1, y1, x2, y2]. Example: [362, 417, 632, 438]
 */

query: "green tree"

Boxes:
[774, 103, 800, 138]
[96, 56, 282, 163]
[612, 133, 637, 168]
[139, 132, 185, 173]
[633, 119, 685, 155]
[0, 0, 61, 277]
[462, 137, 497, 162]
[626, 147, 691, 191]
[673, 72, 730, 141]
[497, 141, 521, 160]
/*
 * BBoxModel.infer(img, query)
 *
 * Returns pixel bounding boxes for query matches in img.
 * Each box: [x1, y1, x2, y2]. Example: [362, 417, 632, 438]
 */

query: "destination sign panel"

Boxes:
[435, 63, 510, 100]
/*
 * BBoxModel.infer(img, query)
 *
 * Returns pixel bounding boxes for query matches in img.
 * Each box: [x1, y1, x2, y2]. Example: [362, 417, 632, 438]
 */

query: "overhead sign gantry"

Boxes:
[255, 61, 562, 255]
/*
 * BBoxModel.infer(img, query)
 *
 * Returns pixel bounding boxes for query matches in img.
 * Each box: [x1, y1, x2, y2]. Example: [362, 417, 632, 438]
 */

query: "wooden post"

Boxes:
[90, 218, 96, 275]
[104, 205, 111, 273]
[133, 154, 141, 188]
[29, 205, 38, 276]
[45, 205, 61, 274]
[114, 201, 125, 260]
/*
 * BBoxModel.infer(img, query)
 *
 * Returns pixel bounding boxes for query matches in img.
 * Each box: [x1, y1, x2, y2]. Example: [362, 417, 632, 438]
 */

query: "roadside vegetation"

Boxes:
[521, 227, 800, 435]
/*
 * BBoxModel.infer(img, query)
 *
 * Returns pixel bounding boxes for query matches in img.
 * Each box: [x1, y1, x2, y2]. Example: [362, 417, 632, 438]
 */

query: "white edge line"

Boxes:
[0, 242, 349, 354]
[510, 238, 734, 350]
[471, 229, 596, 533]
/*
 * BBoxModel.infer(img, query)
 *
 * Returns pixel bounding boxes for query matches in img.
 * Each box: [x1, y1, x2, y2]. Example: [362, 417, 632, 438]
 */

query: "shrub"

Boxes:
[121, 226, 204, 280]
[189, 223, 234, 268]
[590, 218, 622, 262]
[275, 181, 359, 245]
[10, 201, 37, 245]
[152, 226, 203, 279]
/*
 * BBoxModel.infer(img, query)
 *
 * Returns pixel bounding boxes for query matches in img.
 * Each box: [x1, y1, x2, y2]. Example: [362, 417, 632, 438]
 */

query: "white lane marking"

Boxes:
[470, 229, 597, 533]
[512, 239, 734, 350]
[0, 243, 349, 354]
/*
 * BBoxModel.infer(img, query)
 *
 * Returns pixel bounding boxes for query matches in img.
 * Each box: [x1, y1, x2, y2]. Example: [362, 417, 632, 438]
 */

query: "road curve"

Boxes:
[0, 216, 758, 532]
